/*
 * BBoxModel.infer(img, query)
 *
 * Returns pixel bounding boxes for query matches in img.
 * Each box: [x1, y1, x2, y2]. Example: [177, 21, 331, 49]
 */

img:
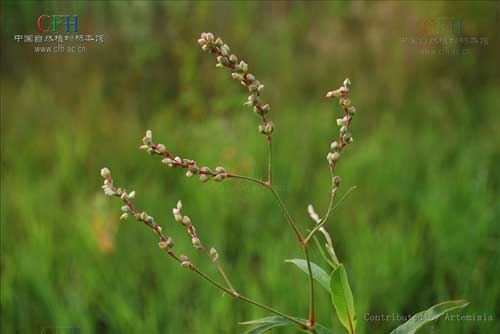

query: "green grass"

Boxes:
[1, 1, 499, 333]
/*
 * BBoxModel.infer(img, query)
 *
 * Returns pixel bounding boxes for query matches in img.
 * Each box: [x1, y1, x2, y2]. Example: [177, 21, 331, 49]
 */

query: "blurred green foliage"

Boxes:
[1, 1, 499, 333]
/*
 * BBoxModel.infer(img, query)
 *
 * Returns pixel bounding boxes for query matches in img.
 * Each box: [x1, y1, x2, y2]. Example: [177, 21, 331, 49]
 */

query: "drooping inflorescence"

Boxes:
[197, 32, 274, 140]
[140, 130, 229, 183]
[324, 78, 357, 196]
[100, 168, 176, 257]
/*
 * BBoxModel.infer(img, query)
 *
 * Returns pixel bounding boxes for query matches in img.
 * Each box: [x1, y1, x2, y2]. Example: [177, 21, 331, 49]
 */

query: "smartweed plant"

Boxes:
[99, 32, 468, 334]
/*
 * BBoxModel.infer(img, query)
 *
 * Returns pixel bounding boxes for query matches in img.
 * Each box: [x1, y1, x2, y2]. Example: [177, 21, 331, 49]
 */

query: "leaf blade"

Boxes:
[390, 300, 469, 334]
[285, 259, 330, 291]
[330, 264, 356, 334]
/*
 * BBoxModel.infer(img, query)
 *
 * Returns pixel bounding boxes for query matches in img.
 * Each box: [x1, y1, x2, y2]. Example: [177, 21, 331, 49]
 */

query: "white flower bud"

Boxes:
[156, 144, 166, 153]
[120, 213, 129, 221]
[121, 205, 130, 212]
[180, 255, 189, 262]
[104, 190, 115, 196]
[330, 141, 340, 151]
[182, 216, 191, 226]
[186, 170, 194, 177]
[100, 167, 111, 178]
[336, 118, 345, 126]
[229, 54, 238, 63]
[199, 174, 209, 183]
[210, 247, 219, 261]
[239, 61, 248, 72]
[128, 191, 136, 199]
[215, 166, 226, 174]
[177, 200, 182, 210]
[159, 241, 168, 249]
[181, 261, 191, 268]
[174, 156, 182, 163]
[192, 237, 201, 247]
[264, 122, 274, 135]
[343, 78, 351, 87]
[214, 174, 224, 182]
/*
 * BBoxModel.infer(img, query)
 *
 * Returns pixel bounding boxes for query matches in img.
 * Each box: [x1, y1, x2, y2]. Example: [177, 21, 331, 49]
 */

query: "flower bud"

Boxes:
[348, 106, 356, 116]
[200, 174, 210, 182]
[104, 189, 115, 196]
[343, 132, 352, 143]
[336, 118, 345, 127]
[142, 130, 153, 145]
[239, 61, 248, 72]
[120, 193, 128, 200]
[120, 213, 129, 221]
[215, 37, 223, 46]
[156, 144, 166, 153]
[330, 141, 340, 151]
[197, 38, 206, 46]
[192, 237, 201, 247]
[181, 261, 191, 268]
[128, 191, 136, 199]
[210, 247, 219, 261]
[174, 156, 182, 163]
[166, 237, 174, 248]
[182, 216, 191, 226]
[186, 170, 194, 177]
[232, 72, 243, 81]
[340, 125, 348, 134]
[343, 78, 351, 87]
[206, 33, 214, 43]
[214, 174, 224, 182]
[121, 205, 130, 212]
[215, 166, 226, 174]
[258, 125, 265, 134]
[261, 104, 270, 114]
[229, 54, 238, 63]
[100, 167, 111, 178]
[177, 200, 182, 210]
[333, 176, 341, 187]
[140, 211, 148, 221]
[264, 122, 274, 134]
[179, 255, 189, 262]
[246, 73, 255, 82]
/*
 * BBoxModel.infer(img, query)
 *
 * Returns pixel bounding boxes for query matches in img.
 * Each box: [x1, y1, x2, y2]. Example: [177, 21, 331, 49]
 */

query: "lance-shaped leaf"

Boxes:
[390, 299, 469, 334]
[330, 264, 356, 334]
[285, 259, 330, 292]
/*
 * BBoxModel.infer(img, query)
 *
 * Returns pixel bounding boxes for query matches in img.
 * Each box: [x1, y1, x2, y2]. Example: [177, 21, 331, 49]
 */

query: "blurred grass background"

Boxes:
[1, 1, 499, 333]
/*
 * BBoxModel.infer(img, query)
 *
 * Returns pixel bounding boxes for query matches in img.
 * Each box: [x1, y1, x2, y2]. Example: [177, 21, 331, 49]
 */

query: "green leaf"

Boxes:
[285, 259, 330, 291]
[240, 316, 334, 334]
[330, 264, 356, 334]
[390, 300, 469, 334]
